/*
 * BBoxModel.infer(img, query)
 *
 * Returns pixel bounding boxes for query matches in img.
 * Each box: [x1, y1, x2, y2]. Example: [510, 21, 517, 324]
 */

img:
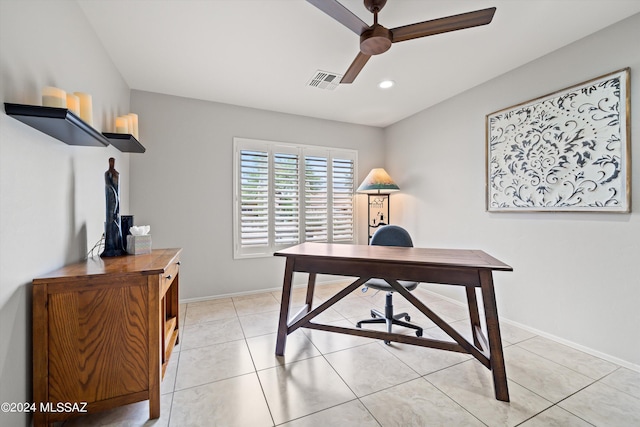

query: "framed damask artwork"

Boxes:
[486, 68, 631, 212]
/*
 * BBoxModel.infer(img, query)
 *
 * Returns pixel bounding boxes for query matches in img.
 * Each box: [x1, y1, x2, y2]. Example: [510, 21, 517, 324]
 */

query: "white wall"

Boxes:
[385, 13, 640, 368]
[129, 90, 384, 299]
[0, 1, 131, 425]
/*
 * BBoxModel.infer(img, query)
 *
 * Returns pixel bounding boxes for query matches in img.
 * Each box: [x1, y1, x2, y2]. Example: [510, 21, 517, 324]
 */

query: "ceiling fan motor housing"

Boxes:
[360, 24, 392, 55]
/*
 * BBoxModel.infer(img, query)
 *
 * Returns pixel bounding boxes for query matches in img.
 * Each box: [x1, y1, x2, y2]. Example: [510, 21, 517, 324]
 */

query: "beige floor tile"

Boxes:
[184, 299, 237, 325]
[504, 346, 595, 403]
[271, 286, 322, 306]
[312, 281, 361, 301]
[324, 342, 419, 396]
[422, 324, 466, 343]
[239, 310, 280, 337]
[499, 322, 537, 345]
[179, 317, 244, 350]
[258, 356, 356, 425]
[302, 319, 374, 354]
[186, 297, 232, 308]
[518, 405, 593, 427]
[427, 299, 470, 322]
[361, 377, 485, 427]
[332, 295, 382, 319]
[231, 291, 273, 301]
[410, 287, 446, 303]
[179, 303, 187, 325]
[516, 336, 618, 380]
[63, 393, 173, 426]
[382, 338, 472, 375]
[559, 381, 640, 426]
[426, 360, 552, 426]
[600, 367, 640, 399]
[280, 399, 379, 427]
[174, 340, 254, 390]
[246, 331, 321, 371]
[161, 352, 179, 395]
[294, 305, 346, 323]
[169, 373, 272, 427]
[233, 293, 281, 316]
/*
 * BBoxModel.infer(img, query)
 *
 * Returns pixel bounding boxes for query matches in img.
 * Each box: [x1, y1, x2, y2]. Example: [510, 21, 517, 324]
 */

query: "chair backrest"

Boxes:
[370, 225, 413, 248]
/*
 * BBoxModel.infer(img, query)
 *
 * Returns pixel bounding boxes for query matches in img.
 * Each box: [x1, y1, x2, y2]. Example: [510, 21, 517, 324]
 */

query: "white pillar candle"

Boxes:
[66, 94, 80, 115]
[42, 86, 67, 108]
[73, 92, 93, 126]
[127, 113, 139, 139]
[115, 116, 129, 133]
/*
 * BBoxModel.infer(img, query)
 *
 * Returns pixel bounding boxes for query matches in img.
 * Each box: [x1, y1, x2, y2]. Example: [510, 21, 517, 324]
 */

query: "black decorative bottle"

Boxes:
[101, 157, 125, 257]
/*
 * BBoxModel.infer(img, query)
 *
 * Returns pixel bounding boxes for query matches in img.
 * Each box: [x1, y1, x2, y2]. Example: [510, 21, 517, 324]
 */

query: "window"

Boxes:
[233, 138, 357, 258]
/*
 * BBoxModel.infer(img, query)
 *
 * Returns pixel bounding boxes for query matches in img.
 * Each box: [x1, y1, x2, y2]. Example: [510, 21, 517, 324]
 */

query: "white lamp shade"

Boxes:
[357, 168, 400, 193]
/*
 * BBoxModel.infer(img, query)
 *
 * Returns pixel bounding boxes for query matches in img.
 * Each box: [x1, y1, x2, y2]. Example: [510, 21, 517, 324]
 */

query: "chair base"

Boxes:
[356, 292, 423, 345]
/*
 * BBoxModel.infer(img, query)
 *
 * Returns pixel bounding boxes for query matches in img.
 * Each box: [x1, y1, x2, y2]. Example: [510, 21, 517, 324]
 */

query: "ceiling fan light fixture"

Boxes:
[378, 80, 395, 89]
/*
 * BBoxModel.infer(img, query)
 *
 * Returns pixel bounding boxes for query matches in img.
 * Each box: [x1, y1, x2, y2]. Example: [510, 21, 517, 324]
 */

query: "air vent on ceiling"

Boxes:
[307, 70, 342, 90]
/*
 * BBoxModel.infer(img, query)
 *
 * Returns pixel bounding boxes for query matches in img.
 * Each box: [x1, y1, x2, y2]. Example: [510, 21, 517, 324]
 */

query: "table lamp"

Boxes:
[357, 168, 399, 242]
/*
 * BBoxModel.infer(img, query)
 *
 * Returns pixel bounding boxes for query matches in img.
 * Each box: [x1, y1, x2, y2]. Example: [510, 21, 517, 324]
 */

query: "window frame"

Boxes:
[233, 137, 357, 259]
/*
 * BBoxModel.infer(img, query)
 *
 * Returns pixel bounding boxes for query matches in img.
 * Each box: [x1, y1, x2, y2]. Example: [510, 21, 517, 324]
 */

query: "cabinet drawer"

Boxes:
[161, 258, 180, 295]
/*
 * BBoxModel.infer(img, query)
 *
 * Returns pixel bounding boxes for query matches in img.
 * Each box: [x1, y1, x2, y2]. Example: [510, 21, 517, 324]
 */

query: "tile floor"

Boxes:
[62, 282, 640, 426]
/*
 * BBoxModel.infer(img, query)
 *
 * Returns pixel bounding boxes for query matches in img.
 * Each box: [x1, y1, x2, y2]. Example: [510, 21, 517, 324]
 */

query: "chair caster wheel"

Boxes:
[356, 322, 362, 328]
[405, 315, 411, 322]
[370, 311, 376, 318]
[416, 329, 423, 337]
[384, 341, 391, 346]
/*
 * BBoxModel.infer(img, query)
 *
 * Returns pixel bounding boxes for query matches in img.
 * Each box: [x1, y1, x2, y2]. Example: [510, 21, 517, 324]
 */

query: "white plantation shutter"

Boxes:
[274, 151, 300, 245]
[332, 157, 355, 241]
[304, 155, 328, 242]
[234, 138, 356, 259]
[239, 150, 269, 249]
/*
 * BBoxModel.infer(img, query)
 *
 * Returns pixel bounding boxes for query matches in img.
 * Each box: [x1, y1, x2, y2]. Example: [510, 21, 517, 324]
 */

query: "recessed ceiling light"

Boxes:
[378, 80, 395, 89]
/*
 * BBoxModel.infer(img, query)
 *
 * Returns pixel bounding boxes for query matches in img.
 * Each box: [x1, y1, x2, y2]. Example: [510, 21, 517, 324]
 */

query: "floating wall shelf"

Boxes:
[103, 133, 146, 153]
[4, 103, 109, 147]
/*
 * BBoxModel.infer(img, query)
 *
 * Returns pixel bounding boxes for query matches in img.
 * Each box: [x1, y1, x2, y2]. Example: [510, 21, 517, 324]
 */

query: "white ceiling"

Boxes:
[77, 0, 640, 128]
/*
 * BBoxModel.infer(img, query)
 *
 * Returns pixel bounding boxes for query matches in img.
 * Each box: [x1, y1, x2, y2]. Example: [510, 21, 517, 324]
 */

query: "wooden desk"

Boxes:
[274, 243, 512, 402]
[32, 248, 182, 426]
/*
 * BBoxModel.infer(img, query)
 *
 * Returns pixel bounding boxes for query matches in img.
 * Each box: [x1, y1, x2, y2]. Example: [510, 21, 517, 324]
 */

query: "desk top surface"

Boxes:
[33, 248, 182, 284]
[274, 243, 512, 271]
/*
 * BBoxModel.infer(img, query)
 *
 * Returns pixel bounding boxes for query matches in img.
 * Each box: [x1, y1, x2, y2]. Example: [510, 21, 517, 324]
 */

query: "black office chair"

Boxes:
[356, 225, 423, 344]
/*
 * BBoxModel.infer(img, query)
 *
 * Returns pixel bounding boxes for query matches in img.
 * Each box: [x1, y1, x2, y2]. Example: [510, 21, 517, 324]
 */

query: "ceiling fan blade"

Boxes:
[391, 7, 496, 43]
[340, 52, 372, 84]
[307, 0, 369, 35]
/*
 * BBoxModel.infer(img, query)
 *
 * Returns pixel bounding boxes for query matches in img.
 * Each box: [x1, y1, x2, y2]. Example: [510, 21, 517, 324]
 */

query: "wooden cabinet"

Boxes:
[32, 248, 182, 426]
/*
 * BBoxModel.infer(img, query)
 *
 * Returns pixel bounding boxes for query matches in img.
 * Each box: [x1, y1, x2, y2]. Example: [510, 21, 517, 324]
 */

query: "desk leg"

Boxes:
[276, 257, 295, 356]
[466, 286, 482, 349]
[480, 270, 510, 402]
[305, 273, 317, 309]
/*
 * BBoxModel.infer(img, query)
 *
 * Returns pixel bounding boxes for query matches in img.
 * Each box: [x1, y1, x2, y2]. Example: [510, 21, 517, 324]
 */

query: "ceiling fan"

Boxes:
[307, 0, 496, 84]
